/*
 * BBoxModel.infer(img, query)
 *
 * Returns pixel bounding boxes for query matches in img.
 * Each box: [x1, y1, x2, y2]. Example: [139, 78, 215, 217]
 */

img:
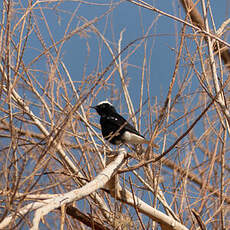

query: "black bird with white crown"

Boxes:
[92, 101, 159, 148]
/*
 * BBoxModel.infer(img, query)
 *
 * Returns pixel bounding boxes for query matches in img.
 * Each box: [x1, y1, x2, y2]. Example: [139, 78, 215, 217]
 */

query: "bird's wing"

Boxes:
[107, 113, 145, 138]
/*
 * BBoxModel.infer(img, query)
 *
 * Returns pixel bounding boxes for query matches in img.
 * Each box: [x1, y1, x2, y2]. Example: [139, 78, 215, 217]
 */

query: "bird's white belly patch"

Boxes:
[122, 131, 145, 144]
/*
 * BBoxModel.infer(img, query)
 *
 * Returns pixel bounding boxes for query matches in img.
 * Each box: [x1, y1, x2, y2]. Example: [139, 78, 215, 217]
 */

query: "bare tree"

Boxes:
[0, 0, 229, 229]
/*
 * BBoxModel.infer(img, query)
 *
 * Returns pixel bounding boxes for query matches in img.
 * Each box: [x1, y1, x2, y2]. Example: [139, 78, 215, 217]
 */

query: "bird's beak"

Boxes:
[90, 106, 96, 110]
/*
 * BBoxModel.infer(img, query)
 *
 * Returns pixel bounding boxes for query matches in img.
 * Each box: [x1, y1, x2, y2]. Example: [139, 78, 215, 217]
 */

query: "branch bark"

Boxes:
[30, 149, 126, 230]
[180, 0, 230, 69]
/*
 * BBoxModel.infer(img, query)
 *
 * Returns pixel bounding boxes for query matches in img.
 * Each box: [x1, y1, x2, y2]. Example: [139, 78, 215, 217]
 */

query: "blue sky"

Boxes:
[1, 1, 229, 228]
[15, 0, 228, 108]
[13, 0, 228, 153]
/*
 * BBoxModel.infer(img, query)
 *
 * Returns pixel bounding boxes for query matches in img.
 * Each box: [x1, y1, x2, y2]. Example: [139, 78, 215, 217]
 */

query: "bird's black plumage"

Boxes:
[92, 101, 148, 145]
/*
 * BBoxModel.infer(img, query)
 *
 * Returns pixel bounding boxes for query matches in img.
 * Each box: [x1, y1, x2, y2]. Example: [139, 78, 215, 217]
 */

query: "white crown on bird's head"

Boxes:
[96, 101, 113, 106]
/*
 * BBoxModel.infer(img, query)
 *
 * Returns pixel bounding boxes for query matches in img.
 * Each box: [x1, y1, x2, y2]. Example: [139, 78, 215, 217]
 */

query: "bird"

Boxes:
[92, 101, 159, 148]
